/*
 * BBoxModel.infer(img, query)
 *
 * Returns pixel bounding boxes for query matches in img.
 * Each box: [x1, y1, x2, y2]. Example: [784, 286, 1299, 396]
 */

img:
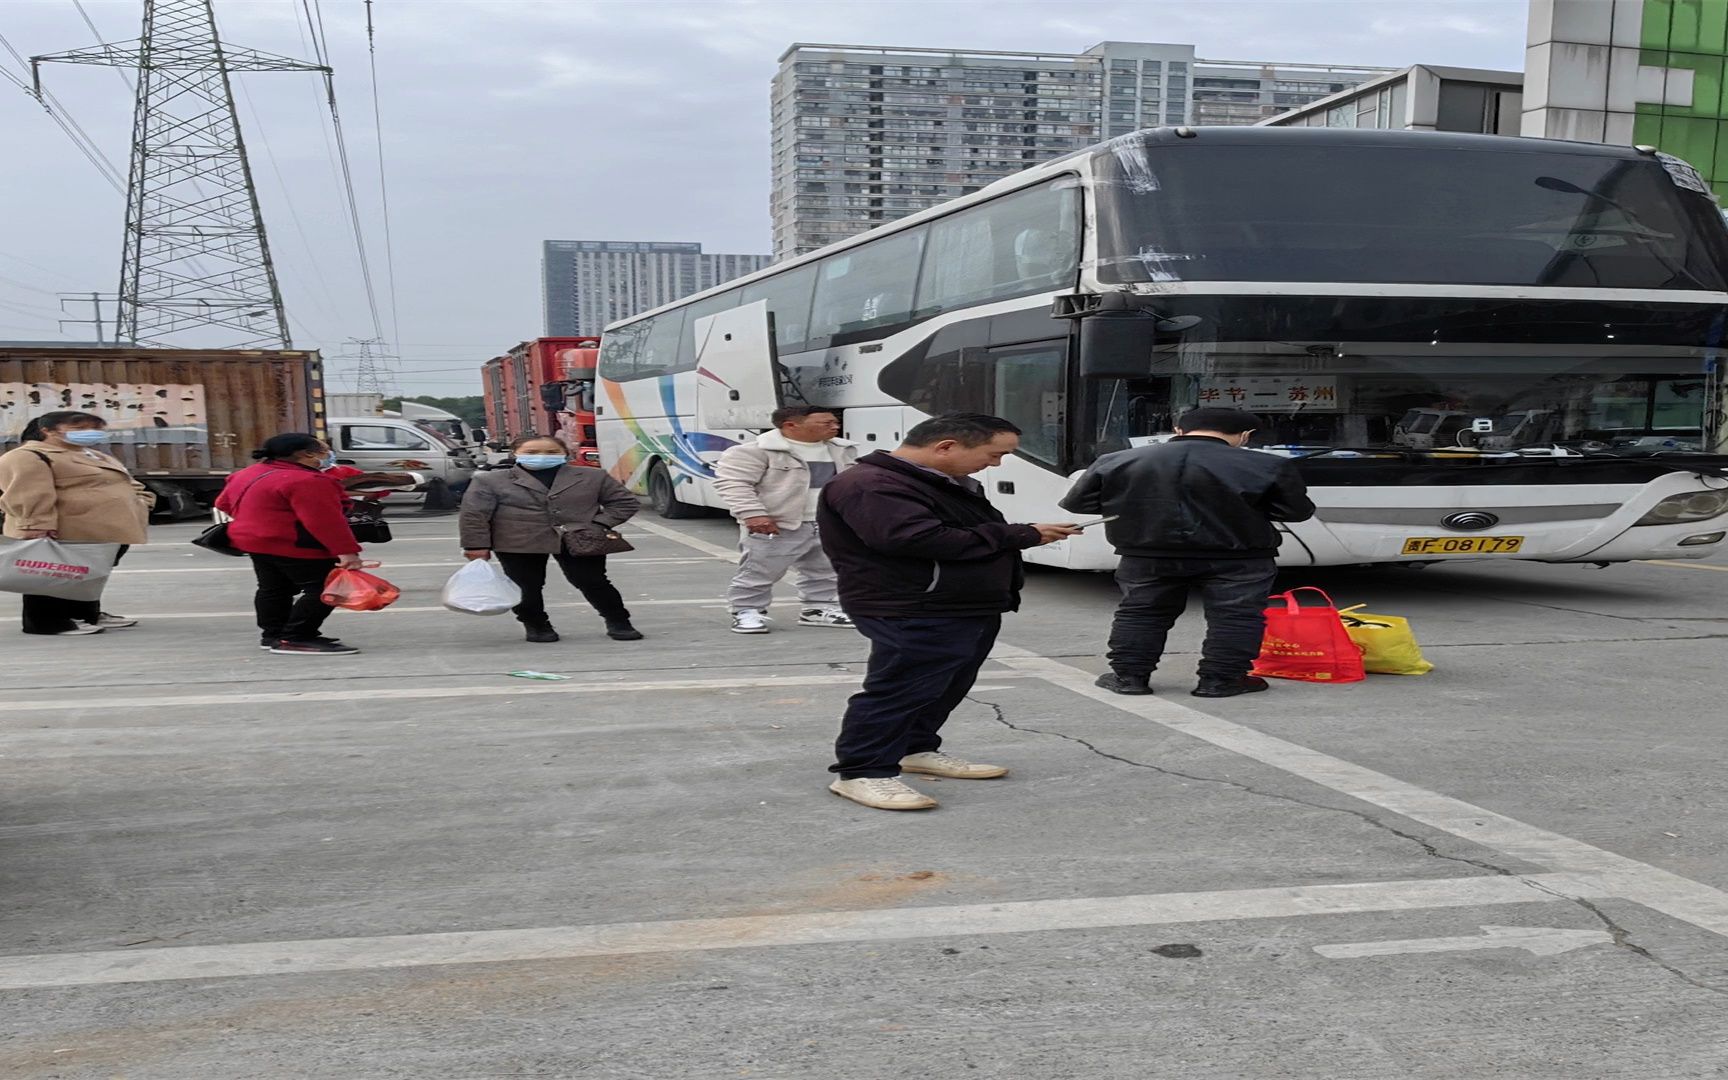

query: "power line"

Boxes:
[363, 0, 402, 349]
[0, 33, 127, 193]
[296, 0, 386, 343]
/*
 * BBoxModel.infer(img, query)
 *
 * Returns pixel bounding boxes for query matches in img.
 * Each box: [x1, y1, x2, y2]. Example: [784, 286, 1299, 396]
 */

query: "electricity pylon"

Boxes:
[33, 0, 329, 348]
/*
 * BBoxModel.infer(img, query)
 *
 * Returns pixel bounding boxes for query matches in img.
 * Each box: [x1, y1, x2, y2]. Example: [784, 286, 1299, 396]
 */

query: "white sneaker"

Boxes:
[92, 612, 138, 629]
[55, 625, 105, 636]
[899, 751, 1009, 780]
[730, 609, 770, 634]
[829, 776, 938, 811]
[798, 607, 854, 628]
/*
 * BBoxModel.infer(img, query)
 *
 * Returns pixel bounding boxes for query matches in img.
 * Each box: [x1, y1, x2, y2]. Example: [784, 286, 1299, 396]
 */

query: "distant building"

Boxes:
[770, 40, 1389, 258]
[1260, 65, 1524, 135]
[542, 241, 772, 336]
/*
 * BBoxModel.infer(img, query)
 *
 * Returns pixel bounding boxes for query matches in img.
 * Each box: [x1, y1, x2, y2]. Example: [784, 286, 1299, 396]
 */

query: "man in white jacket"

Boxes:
[713, 406, 859, 633]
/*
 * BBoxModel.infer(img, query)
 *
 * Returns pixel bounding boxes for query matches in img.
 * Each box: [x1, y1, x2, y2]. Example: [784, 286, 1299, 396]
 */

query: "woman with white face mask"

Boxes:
[458, 434, 643, 643]
[0, 410, 154, 636]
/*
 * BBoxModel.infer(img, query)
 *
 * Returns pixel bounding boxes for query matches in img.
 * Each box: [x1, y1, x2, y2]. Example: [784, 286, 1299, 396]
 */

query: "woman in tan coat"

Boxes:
[458, 434, 642, 643]
[0, 410, 153, 636]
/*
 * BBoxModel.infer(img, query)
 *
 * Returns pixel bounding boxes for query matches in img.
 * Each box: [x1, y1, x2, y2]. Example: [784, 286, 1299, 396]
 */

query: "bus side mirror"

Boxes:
[1078, 309, 1203, 379]
[1080, 310, 1159, 379]
[540, 384, 567, 410]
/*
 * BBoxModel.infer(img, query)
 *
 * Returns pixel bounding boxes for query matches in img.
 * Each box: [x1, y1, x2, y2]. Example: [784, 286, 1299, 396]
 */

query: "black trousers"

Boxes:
[831, 614, 1001, 780]
[1108, 556, 1278, 681]
[495, 550, 629, 626]
[250, 553, 339, 643]
[20, 545, 128, 635]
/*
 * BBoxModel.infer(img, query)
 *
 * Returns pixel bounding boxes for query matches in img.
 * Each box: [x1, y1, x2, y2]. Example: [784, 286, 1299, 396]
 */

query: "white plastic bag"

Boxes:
[0, 538, 118, 600]
[441, 559, 522, 616]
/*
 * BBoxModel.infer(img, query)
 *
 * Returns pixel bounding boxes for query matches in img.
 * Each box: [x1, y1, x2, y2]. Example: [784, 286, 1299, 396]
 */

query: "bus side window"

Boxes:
[599, 321, 648, 381]
[809, 227, 926, 345]
[637, 311, 685, 379]
[916, 180, 1081, 319]
[676, 289, 743, 371]
[740, 263, 817, 354]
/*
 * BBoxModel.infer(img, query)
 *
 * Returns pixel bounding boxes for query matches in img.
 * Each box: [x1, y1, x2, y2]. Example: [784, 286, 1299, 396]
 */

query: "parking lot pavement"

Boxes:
[5, 512, 1728, 1078]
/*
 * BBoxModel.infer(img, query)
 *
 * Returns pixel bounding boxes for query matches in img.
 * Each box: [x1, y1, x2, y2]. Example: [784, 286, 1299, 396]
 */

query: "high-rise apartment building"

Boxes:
[542, 241, 773, 336]
[771, 41, 1389, 258]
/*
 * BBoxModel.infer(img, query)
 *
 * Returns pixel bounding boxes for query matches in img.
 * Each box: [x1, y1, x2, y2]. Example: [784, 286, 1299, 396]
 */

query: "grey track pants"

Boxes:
[726, 526, 839, 612]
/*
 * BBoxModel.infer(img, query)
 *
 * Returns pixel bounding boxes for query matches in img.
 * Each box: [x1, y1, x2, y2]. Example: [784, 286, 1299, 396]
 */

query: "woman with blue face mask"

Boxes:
[0, 410, 154, 636]
[458, 434, 643, 643]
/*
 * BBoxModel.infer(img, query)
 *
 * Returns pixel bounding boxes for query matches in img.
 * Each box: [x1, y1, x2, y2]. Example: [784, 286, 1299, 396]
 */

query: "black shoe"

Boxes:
[525, 625, 560, 644]
[1094, 671, 1153, 695]
[1192, 675, 1270, 699]
[605, 619, 644, 641]
[269, 639, 360, 656]
[260, 635, 341, 650]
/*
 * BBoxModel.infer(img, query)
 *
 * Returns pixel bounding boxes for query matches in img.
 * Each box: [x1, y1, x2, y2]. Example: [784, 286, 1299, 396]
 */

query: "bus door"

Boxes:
[695, 300, 783, 431]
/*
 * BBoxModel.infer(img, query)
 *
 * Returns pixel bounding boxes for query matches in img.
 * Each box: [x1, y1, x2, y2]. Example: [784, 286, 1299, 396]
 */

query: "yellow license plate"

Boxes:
[1401, 535, 1524, 556]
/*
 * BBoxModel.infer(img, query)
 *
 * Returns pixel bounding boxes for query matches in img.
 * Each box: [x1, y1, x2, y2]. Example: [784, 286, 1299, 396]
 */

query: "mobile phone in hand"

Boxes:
[1070, 515, 1120, 531]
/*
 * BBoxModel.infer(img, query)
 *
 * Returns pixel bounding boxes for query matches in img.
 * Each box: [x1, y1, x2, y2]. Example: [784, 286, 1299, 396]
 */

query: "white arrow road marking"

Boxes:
[1315, 924, 1614, 959]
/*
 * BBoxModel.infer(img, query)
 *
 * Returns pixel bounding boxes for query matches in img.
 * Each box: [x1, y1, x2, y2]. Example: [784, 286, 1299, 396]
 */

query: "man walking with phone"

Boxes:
[818, 413, 1079, 811]
[1061, 407, 1314, 698]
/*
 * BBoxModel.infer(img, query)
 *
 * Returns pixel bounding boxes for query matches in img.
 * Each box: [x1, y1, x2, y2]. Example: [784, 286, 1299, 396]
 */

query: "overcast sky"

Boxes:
[0, 0, 1529, 395]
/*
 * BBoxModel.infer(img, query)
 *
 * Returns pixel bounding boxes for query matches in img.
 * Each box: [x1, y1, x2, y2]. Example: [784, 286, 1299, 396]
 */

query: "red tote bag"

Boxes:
[1252, 587, 1366, 684]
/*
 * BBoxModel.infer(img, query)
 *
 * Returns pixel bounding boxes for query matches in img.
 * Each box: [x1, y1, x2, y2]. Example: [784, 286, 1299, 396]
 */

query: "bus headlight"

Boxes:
[1634, 490, 1728, 525]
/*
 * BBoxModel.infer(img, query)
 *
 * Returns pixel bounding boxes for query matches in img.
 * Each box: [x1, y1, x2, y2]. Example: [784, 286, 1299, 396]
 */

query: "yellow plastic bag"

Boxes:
[1338, 605, 1434, 676]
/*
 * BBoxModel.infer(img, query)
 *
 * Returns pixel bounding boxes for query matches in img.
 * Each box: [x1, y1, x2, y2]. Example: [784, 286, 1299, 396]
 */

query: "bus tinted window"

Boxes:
[637, 310, 686, 378]
[740, 264, 817, 353]
[809, 227, 927, 345]
[598, 320, 648, 381]
[676, 289, 742, 369]
[916, 181, 1080, 317]
[1093, 143, 1728, 290]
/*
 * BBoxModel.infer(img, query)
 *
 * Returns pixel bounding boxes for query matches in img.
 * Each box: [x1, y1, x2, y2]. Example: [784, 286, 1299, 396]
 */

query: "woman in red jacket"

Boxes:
[215, 433, 364, 656]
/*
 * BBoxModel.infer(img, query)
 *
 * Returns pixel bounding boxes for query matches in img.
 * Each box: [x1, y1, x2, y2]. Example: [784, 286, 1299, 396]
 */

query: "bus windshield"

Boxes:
[1092, 140, 1728, 290]
[1080, 342, 1715, 459]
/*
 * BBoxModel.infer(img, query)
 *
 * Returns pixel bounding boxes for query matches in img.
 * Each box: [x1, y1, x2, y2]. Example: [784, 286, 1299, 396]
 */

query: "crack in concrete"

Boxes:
[969, 695, 1513, 878]
[971, 693, 1728, 997]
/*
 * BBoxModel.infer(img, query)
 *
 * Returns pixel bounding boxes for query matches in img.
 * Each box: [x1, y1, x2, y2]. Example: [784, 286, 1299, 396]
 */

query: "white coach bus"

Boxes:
[595, 126, 1728, 570]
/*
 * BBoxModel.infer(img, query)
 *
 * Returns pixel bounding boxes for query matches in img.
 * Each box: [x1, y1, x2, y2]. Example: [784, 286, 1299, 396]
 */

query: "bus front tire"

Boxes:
[648, 462, 701, 519]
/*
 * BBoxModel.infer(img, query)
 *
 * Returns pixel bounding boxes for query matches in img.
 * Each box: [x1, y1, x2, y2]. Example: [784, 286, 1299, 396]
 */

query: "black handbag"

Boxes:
[559, 525, 634, 557]
[345, 501, 393, 545]
[190, 519, 246, 557]
[191, 472, 270, 557]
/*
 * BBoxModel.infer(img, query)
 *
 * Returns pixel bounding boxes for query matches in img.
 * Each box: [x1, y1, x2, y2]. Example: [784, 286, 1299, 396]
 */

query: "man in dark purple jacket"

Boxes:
[817, 413, 1079, 811]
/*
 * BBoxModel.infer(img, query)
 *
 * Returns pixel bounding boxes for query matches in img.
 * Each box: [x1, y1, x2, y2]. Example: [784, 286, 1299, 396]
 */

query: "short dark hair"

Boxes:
[21, 411, 105, 443]
[255, 432, 324, 461]
[771, 405, 837, 429]
[1177, 408, 1260, 435]
[903, 412, 1021, 448]
[510, 433, 568, 452]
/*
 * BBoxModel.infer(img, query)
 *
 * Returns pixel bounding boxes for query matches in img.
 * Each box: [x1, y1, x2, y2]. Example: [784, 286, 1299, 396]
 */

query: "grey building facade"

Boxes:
[1259, 65, 1524, 135]
[542, 241, 773, 337]
[771, 40, 1388, 258]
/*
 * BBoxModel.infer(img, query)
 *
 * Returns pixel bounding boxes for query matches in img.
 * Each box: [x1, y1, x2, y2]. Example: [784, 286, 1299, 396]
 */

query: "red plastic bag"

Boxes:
[321, 565, 401, 611]
[1251, 587, 1366, 684]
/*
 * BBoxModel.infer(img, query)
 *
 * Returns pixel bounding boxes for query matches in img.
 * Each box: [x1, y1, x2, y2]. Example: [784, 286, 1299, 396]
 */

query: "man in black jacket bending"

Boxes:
[818, 413, 1079, 811]
[1061, 407, 1315, 699]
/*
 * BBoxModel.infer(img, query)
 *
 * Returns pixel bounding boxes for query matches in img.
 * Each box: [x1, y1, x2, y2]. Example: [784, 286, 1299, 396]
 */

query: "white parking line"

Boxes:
[0, 672, 888, 713]
[628, 518, 741, 562]
[81, 598, 728, 620]
[0, 872, 1600, 990]
[114, 558, 715, 574]
[631, 519, 1728, 947]
[993, 648, 1728, 943]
